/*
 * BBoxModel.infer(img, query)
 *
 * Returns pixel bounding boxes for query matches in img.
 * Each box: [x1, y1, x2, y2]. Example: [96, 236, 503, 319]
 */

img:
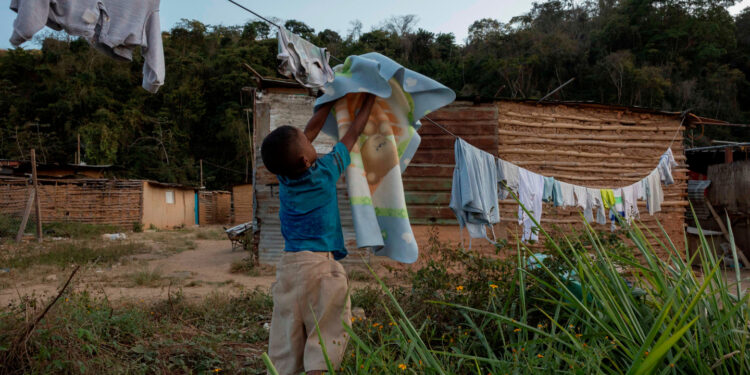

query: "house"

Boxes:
[0, 176, 198, 230]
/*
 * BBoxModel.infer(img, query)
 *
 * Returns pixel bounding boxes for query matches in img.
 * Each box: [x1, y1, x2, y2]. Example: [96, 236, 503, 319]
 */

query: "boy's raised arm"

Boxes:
[303, 101, 335, 142]
[340, 93, 377, 151]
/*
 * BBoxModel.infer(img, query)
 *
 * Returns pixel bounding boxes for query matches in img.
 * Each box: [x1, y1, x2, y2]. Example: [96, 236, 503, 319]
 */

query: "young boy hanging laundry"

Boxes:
[261, 93, 377, 375]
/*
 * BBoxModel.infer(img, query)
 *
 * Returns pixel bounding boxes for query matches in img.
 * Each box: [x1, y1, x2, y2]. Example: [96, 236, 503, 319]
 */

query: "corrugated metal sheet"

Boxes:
[253, 90, 368, 265]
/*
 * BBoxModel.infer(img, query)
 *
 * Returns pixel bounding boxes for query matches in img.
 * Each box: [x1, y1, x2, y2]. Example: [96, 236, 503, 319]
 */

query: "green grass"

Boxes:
[1, 241, 148, 270]
[0, 289, 273, 374]
[128, 268, 165, 287]
[0, 214, 123, 241]
[266, 208, 750, 374]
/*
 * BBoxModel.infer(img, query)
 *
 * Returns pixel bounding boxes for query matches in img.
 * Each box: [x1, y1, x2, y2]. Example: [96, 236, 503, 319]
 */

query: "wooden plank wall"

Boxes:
[403, 101, 499, 224]
[232, 184, 253, 224]
[496, 101, 687, 254]
[0, 178, 143, 226]
[198, 191, 232, 225]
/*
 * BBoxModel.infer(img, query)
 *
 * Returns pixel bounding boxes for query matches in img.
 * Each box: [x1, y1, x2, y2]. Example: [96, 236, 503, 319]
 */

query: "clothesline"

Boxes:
[425, 111, 686, 191]
[223, 0, 686, 185]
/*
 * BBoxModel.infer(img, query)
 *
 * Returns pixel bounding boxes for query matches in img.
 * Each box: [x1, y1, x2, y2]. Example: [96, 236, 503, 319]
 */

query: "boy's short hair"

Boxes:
[261, 125, 302, 176]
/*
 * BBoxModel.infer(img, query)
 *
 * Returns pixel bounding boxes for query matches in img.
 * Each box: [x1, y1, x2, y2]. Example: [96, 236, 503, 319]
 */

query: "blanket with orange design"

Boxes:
[315, 53, 454, 263]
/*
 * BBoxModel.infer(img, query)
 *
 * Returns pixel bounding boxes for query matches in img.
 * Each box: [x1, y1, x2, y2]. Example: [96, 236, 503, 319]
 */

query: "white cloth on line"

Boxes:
[658, 148, 678, 185]
[277, 27, 335, 89]
[574, 185, 594, 222]
[497, 159, 520, 199]
[558, 181, 576, 207]
[517, 168, 544, 242]
[588, 188, 607, 225]
[645, 168, 664, 215]
[622, 184, 640, 222]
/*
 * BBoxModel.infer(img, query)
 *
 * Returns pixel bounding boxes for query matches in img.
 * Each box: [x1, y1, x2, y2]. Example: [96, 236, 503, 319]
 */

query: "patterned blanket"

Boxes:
[315, 53, 455, 263]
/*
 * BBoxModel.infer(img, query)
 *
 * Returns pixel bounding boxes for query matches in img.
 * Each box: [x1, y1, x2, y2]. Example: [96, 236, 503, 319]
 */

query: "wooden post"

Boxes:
[15, 189, 35, 243]
[199, 159, 204, 188]
[31, 149, 42, 242]
[706, 200, 750, 268]
[76, 133, 81, 164]
[725, 146, 733, 164]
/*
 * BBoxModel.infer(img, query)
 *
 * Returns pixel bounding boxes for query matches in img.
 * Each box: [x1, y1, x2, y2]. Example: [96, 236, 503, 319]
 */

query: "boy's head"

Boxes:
[261, 125, 317, 177]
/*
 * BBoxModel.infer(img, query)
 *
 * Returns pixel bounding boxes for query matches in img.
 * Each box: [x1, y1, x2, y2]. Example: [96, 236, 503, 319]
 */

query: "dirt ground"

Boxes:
[1, 224, 748, 307]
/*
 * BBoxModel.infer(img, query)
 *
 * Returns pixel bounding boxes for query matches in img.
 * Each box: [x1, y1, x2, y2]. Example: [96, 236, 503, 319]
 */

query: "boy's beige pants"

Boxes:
[268, 251, 351, 374]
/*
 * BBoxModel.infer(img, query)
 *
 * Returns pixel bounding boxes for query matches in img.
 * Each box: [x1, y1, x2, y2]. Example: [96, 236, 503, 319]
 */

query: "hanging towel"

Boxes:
[277, 27, 335, 89]
[658, 148, 678, 185]
[645, 169, 664, 215]
[450, 139, 500, 247]
[558, 181, 576, 207]
[518, 168, 544, 242]
[588, 188, 607, 225]
[573, 185, 594, 222]
[622, 184, 640, 222]
[551, 180, 564, 207]
[94, 0, 165, 93]
[601, 189, 616, 210]
[637, 179, 647, 200]
[316, 53, 455, 263]
[542, 176, 555, 202]
[497, 159, 520, 198]
[10, 0, 105, 46]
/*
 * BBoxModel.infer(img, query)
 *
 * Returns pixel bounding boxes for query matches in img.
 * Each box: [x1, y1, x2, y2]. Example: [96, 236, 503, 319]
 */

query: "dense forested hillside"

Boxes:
[1, 0, 748, 188]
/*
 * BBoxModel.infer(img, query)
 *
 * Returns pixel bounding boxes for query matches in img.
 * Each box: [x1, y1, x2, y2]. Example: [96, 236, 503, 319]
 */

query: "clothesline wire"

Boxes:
[226, 0, 280, 28]
[225, 0, 343, 63]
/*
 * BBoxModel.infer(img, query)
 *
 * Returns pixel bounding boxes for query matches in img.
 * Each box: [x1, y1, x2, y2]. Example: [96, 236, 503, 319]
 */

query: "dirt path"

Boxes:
[0, 231, 277, 306]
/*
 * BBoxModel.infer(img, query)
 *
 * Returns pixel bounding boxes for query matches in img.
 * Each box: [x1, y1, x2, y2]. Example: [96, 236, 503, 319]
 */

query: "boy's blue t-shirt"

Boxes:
[277, 142, 351, 260]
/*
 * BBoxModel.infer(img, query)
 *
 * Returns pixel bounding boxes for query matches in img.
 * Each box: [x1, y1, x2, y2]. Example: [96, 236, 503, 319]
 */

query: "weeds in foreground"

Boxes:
[1, 241, 148, 270]
[0, 289, 273, 375]
[271, 210, 750, 374]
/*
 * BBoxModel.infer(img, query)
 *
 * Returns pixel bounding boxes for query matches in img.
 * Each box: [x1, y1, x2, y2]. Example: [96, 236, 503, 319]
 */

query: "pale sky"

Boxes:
[1, 0, 749, 49]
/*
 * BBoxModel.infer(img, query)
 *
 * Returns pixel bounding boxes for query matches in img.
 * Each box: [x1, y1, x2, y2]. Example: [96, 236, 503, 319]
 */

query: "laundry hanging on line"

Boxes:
[9, 0, 166, 93]
[450, 138, 500, 247]
[277, 27, 335, 89]
[450, 144, 678, 245]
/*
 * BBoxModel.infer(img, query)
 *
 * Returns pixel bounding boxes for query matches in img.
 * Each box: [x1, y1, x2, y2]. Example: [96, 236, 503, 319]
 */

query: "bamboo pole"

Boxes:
[496, 129, 679, 141]
[31, 149, 42, 242]
[498, 119, 681, 132]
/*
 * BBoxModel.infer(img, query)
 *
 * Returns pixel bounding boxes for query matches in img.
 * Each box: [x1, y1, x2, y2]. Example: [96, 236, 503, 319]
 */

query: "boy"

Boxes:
[262, 93, 377, 375]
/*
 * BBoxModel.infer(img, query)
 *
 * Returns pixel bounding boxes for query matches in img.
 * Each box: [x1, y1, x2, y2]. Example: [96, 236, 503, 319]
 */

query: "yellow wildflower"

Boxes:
[456, 285, 464, 291]
[489, 284, 498, 289]
[398, 363, 407, 371]
[537, 354, 544, 358]
[514, 328, 521, 332]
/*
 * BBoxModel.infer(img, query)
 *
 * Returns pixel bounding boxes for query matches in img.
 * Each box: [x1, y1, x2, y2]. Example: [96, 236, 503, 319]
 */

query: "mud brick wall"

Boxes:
[0, 178, 143, 226]
[496, 101, 687, 254]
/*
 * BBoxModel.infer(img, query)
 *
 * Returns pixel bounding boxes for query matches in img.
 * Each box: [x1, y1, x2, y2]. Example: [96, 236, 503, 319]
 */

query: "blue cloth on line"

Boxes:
[277, 142, 351, 260]
[450, 139, 499, 247]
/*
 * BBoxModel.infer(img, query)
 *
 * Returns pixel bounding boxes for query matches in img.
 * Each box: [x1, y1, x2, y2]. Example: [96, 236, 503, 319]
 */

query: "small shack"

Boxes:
[0, 177, 197, 230]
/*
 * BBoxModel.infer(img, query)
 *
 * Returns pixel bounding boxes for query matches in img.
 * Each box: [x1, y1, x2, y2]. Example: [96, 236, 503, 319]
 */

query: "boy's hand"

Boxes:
[340, 93, 377, 151]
